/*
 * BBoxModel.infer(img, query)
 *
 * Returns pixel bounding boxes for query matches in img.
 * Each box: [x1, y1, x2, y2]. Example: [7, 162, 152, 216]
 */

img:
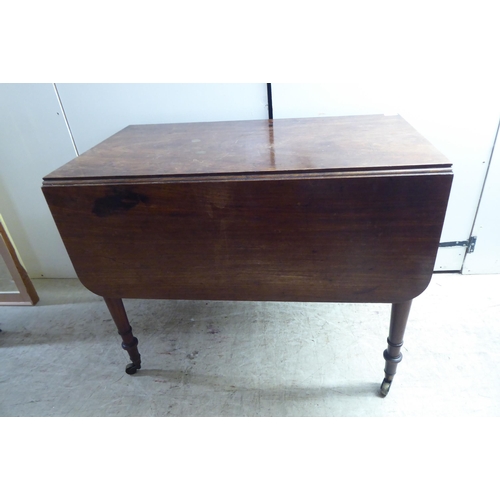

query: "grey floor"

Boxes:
[1, 273, 499, 416]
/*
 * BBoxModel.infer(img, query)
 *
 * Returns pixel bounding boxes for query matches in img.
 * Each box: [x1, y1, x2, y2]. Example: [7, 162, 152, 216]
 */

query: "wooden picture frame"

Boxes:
[0, 215, 39, 306]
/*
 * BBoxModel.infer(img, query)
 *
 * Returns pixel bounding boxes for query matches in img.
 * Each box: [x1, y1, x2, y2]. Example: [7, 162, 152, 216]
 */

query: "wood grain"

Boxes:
[44, 115, 451, 181]
[42, 115, 454, 384]
[43, 115, 453, 304]
[0, 218, 39, 305]
[42, 169, 452, 303]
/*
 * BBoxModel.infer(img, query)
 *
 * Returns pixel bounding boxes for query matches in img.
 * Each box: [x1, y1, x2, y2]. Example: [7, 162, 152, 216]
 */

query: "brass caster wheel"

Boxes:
[125, 362, 140, 375]
[380, 379, 392, 398]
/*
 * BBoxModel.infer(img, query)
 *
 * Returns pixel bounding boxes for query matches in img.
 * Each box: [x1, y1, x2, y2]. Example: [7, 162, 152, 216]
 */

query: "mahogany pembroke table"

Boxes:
[42, 115, 453, 397]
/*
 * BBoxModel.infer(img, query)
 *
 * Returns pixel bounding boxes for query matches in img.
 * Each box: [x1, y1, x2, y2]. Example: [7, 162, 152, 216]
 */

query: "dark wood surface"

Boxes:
[44, 115, 451, 181]
[43, 115, 453, 304]
[42, 114, 453, 390]
[104, 297, 141, 374]
[380, 300, 413, 396]
[43, 169, 452, 303]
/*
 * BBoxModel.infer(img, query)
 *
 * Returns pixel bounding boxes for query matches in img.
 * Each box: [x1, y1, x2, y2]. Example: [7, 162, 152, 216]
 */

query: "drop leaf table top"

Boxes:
[42, 114, 453, 396]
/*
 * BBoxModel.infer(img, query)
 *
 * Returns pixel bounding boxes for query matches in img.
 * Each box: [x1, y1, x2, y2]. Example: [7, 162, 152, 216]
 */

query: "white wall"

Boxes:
[56, 83, 269, 154]
[0, 84, 77, 278]
[463, 120, 500, 274]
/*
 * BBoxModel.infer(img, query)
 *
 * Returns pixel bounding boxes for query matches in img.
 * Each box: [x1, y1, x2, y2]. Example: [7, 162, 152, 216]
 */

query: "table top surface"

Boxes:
[44, 114, 451, 183]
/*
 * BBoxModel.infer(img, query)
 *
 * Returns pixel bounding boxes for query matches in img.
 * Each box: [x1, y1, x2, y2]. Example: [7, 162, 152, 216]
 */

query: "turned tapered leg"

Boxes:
[380, 299, 412, 397]
[104, 297, 141, 375]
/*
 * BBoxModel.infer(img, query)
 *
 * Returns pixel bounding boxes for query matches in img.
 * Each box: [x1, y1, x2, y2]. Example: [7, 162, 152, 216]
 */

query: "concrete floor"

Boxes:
[1, 273, 499, 416]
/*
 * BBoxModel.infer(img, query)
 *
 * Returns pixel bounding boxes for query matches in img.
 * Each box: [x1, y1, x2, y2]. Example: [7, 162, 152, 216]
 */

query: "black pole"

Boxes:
[267, 83, 273, 120]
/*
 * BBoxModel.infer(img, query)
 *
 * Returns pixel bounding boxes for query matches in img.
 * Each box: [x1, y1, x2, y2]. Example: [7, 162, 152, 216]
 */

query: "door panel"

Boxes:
[463, 119, 500, 274]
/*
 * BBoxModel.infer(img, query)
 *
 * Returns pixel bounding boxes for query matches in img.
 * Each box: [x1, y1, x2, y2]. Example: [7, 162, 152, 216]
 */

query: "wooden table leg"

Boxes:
[380, 299, 412, 397]
[104, 298, 141, 374]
